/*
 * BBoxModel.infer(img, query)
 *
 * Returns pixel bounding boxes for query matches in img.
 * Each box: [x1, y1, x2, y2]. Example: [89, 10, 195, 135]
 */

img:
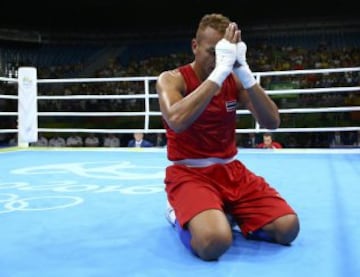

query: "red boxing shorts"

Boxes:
[165, 159, 296, 237]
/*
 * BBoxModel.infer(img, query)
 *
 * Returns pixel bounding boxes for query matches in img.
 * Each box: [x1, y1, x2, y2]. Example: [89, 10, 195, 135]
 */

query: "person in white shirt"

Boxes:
[66, 134, 83, 147]
[84, 133, 100, 147]
[31, 133, 49, 147]
[48, 135, 66, 147]
[103, 133, 120, 147]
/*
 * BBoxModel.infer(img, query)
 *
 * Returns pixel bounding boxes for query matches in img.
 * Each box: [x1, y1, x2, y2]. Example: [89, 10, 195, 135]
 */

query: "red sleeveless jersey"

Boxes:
[164, 64, 239, 161]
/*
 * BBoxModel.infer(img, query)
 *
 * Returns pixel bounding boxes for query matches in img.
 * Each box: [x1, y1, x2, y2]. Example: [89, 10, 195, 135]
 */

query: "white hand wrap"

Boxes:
[233, 41, 257, 89]
[208, 39, 236, 87]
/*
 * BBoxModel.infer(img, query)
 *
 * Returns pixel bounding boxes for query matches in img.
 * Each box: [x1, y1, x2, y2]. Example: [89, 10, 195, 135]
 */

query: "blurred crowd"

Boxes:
[0, 30, 359, 148]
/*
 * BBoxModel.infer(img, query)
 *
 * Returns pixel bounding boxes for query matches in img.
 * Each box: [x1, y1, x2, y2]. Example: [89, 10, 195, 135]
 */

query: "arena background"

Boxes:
[1, 0, 359, 34]
[1, 0, 359, 147]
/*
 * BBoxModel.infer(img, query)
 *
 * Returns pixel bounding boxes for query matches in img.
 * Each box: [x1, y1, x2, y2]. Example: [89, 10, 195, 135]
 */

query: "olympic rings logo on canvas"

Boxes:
[0, 193, 84, 213]
[1, 161, 166, 214]
[10, 161, 165, 180]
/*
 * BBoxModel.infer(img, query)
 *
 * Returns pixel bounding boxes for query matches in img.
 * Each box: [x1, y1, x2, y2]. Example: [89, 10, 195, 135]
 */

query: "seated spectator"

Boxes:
[84, 133, 100, 147]
[103, 133, 120, 147]
[243, 133, 259, 148]
[128, 132, 154, 147]
[257, 132, 283, 149]
[154, 133, 166, 147]
[329, 131, 356, 148]
[30, 133, 49, 147]
[329, 131, 343, 147]
[349, 130, 360, 147]
[8, 134, 17, 147]
[48, 135, 66, 147]
[66, 133, 83, 147]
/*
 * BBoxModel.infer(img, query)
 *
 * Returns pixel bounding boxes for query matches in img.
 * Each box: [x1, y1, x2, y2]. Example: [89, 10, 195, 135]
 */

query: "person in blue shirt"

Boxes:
[127, 132, 154, 147]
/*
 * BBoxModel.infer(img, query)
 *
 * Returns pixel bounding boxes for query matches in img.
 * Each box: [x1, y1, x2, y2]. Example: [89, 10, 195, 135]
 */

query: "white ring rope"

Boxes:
[15, 106, 358, 118]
